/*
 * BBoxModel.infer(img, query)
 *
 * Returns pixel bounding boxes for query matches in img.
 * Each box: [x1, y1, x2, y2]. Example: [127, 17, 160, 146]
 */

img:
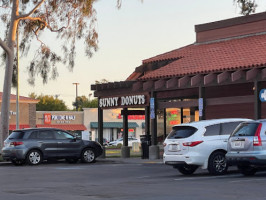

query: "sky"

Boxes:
[1, 0, 266, 108]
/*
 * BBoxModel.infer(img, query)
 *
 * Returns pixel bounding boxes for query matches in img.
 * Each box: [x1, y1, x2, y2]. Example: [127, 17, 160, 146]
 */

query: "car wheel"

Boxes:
[81, 148, 96, 163]
[208, 151, 228, 175]
[66, 158, 79, 164]
[237, 165, 257, 176]
[11, 159, 25, 166]
[177, 164, 198, 175]
[26, 150, 43, 165]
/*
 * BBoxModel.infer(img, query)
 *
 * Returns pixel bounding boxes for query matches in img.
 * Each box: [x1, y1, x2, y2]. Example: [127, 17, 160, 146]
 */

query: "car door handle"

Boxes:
[57, 142, 62, 144]
[38, 141, 44, 144]
[223, 140, 228, 142]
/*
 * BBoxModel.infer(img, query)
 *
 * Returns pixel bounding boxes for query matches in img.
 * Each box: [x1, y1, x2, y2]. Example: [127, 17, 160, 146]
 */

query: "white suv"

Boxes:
[163, 118, 251, 175]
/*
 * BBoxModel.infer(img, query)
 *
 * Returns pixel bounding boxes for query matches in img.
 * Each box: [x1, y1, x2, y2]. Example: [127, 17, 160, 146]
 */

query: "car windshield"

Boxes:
[8, 131, 25, 139]
[167, 126, 198, 139]
[231, 122, 260, 136]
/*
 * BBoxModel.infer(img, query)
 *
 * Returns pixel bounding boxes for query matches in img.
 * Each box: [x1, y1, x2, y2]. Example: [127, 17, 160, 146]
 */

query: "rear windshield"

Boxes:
[167, 126, 198, 139]
[231, 123, 260, 137]
[8, 131, 25, 139]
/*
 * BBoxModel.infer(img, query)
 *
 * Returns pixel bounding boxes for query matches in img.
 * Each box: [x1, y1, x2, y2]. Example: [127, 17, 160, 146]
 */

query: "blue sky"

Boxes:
[1, 0, 266, 108]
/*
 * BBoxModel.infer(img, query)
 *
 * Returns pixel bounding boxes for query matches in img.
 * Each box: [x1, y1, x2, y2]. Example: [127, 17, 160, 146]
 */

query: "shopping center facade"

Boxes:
[91, 12, 266, 158]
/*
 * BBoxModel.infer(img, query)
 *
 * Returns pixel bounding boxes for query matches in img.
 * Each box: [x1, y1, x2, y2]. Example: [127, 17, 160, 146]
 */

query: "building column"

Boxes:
[163, 108, 167, 139]
[98, 105, 105, 158]
[254, 80, 261, 120]
[199, 86, 206, 121]
[122, 108, 130, 158]
[149, 92, 160, 159]
[145, 106, 150, 136]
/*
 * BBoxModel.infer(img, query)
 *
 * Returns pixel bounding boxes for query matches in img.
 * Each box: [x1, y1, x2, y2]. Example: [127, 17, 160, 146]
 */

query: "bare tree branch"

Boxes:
[0, 38, 11, 55]
[17, 0, 45, 19]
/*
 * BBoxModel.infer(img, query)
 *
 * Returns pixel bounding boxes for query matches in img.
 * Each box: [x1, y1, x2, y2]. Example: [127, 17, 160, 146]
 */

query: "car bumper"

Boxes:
[2, 148, 26, 161]
[163, 152, 206, 167]
[226, 152, 266, 166]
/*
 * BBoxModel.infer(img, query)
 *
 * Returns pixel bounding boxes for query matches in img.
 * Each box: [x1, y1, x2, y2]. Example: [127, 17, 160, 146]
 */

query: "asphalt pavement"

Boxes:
[1, 157, 266, 200]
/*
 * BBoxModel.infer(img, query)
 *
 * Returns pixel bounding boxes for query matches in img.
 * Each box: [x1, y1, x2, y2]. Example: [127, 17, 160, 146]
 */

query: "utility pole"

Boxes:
[73, 83, 79, 111]
[16, 27, 19, 130]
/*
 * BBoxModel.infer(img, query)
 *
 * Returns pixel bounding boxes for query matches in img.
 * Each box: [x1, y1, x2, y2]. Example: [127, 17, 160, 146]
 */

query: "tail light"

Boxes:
[253, 123, 262, 146]
[183, 141, 203, 147]
[163, 143, 166, 147]
[10, 141, 24, 147]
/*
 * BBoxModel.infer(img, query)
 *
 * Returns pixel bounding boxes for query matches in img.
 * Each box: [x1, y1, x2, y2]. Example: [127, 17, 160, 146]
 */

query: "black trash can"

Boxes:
[140, 135, 151, 159]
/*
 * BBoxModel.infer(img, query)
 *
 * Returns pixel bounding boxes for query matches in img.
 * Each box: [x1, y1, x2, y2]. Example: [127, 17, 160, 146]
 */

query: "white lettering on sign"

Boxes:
[51, 115, 76, 121]
[99, 95, 146, 108]
[99, 97, 119, 107]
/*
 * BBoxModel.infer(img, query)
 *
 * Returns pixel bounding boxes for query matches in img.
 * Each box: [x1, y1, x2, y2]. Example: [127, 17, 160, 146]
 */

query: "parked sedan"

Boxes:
[2, 128, 103, 165]
[109, 137, 140, 147]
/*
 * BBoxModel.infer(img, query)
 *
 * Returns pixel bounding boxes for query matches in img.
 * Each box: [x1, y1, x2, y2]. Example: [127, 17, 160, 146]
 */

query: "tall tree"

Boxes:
[0, 0, 99, 148]
[29, 93, 68, 111]
[72, 95, 98, 111]
[234, 0, 257, 15]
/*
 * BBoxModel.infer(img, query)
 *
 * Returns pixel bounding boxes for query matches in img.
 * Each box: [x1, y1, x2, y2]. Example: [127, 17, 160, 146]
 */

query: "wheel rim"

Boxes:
[29, 151, 41, 164]
[213, 155, 226, 173]
[83, 149, 95, 162]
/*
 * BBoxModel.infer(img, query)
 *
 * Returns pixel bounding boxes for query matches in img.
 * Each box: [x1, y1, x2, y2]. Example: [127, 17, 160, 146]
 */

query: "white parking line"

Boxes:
[136, 176, 150, 179]
[230, 178, 266, 183]
[174, 174, 240, 181]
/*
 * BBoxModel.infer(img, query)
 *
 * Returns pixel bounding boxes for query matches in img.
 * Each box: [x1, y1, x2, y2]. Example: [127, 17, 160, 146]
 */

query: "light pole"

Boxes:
[73, 83, 79, 111]
[16, 27, 19, 130]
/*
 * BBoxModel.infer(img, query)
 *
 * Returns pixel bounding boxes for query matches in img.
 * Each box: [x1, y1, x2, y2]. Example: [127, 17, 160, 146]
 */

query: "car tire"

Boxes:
[177, 164, 198, 175]
[208, 151, 228, 175]
[11, 159, 25, 166]
[237, 165, 257, 176]
[26, 149, 43, 165]
[66, 158, 79, 164]
[81, 148, 96, 163]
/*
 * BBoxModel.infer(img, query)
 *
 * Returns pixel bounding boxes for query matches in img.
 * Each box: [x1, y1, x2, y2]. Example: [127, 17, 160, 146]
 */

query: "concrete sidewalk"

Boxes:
[0, 157, 163, 166]
[97, 157, 163, 164]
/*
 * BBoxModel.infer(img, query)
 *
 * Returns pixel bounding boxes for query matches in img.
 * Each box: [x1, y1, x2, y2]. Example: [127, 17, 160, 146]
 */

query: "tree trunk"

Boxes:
[0, 1, 19, 149]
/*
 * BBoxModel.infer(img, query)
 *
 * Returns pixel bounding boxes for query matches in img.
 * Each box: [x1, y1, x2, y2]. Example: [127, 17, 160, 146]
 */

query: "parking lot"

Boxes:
[1, 158, 266, 200]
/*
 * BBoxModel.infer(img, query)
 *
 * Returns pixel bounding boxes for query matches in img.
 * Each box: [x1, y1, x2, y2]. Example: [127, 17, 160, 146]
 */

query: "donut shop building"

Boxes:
[91, 12, 266, 158]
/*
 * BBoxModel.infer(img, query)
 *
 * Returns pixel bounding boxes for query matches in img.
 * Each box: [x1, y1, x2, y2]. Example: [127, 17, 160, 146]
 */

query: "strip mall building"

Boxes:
[91, 12, 266, 158]
[0, 92, 38, 130]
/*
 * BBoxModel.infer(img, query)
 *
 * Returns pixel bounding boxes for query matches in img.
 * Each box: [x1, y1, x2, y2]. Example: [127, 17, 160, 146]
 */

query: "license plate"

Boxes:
[169, 144, 180, 151]
[232, 141, 244, 149]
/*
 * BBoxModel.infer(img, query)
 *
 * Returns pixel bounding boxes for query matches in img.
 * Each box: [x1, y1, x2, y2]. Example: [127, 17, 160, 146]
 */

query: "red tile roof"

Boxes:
[0, 92, 39, 103]
[139, 34, 266, 80]
[36, 124, 87, 131]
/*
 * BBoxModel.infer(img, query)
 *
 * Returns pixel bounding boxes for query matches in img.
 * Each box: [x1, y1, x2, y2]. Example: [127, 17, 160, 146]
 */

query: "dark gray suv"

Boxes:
[226, 120, 266, 175]
[2, 128, 103, 166]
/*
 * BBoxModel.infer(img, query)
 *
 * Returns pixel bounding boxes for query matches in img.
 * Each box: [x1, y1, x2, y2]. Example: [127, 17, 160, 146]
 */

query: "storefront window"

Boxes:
[118, 128, 136, 138]
[157, 106, 199, 142]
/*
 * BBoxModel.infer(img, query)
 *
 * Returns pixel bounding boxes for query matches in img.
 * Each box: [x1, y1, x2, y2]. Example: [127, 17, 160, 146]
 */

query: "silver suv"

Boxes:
[2, 128, 103, 166]
[226, 120, 266, 176]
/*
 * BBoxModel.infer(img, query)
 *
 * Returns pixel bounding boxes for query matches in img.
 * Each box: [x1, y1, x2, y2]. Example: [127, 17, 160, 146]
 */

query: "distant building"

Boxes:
[0, 92, 38, 131]
[36, 111, 86, 137]
[83, 108, 144, 142]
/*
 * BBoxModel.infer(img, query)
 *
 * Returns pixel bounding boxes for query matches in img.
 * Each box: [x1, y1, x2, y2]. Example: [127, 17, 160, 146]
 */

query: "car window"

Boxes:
[38, 130, 54, 139]
[232, 123, 260, 136]
[54, 131, 74, 140]
[29, 131, 38, 139]
[8, 131, 25, 139]
[204, 124, 221, 136]
[167, 126, 197, 139]
[220, 122, 242, 135]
